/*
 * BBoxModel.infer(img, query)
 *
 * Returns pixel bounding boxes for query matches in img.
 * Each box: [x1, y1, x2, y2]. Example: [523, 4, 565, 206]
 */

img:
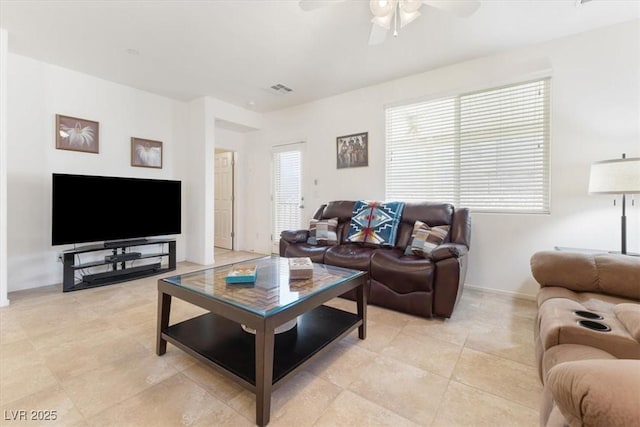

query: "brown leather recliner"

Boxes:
[280, 200, 471, 318]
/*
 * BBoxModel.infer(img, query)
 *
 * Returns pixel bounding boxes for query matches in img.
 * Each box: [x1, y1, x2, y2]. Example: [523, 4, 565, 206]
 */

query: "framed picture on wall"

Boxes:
[55, 114, 99, 154]
[131, 137, 163, 169]
[337, 132, 368, 169]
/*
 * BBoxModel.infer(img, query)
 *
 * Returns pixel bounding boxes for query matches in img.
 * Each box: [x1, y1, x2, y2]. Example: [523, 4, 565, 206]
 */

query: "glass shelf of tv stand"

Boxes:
[61, 238, 177, 292]
[62, 238, 175, 255]
[70, 252, 171, 270]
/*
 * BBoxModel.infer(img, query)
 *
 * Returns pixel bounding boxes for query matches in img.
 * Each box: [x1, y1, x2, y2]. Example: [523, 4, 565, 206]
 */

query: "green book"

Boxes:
[225, 264, 257, 284]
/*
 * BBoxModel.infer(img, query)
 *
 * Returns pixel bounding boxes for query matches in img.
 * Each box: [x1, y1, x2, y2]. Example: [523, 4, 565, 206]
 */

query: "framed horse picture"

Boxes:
[337, 132, 368, 169]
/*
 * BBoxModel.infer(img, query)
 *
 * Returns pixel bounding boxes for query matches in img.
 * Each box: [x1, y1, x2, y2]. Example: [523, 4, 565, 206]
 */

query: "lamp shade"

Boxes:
[588, 157, 640, 194]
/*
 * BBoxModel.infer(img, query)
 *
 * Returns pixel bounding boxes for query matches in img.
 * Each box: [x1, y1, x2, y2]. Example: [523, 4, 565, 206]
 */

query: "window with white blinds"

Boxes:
[272, 148, 302, 251]
[386, 78, 550, 213]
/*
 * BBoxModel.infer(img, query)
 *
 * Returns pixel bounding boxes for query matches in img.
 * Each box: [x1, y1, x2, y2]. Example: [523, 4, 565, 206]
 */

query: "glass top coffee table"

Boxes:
[156, 256, 368, 426]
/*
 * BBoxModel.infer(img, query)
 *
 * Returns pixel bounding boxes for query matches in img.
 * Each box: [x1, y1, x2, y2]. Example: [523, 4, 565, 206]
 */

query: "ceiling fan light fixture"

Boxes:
[399, 9, 421, 28]
[399, 0, 422, 13]
[370, 0, 397, 17]
[371, 14, 393, 30]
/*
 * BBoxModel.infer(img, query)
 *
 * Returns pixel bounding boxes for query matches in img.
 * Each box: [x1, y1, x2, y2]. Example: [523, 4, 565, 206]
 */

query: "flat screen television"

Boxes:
[52, 173, 181, 246]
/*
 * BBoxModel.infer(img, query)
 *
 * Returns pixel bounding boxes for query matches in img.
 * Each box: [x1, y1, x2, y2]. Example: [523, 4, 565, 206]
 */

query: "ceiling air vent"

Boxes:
[268, 83, 293, 96]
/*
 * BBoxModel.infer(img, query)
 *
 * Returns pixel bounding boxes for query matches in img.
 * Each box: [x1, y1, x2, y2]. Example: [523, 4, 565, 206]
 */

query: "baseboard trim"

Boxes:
[464, 283, 537, 301]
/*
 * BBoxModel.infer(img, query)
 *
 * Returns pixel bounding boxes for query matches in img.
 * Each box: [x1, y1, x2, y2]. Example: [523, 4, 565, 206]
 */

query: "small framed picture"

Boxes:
[131, 137, 163, 169]
[56, 114, 99, 153]
[337, 132, 368, 169]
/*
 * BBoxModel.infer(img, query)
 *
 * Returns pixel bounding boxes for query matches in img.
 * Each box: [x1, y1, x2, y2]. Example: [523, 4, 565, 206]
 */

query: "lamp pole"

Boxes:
[621, 153, 627, 255]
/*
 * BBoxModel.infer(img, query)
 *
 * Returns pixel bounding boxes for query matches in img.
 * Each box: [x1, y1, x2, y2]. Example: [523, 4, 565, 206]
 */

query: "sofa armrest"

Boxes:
[430, 243, 468, 262]
[431, 244, 469, 318]
[547, 359, 640, 427]
[280, 229, 309, 244]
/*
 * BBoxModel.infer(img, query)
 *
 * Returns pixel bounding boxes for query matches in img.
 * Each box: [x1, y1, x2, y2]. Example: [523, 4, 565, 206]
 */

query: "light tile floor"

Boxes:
[0, 251, 541, 426]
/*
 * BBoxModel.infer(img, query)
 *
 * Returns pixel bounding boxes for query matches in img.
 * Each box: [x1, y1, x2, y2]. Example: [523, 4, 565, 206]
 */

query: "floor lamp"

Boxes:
[588, 154, 640, 255]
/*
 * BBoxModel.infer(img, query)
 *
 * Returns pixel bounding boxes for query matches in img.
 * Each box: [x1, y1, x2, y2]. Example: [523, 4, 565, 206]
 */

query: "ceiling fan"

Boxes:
[299, 0, 481, 45]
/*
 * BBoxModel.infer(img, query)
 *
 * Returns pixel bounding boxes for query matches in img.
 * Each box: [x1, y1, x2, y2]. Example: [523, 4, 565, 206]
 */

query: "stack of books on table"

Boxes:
[288, 257, 313, 280]
[225, 264, 257, 284]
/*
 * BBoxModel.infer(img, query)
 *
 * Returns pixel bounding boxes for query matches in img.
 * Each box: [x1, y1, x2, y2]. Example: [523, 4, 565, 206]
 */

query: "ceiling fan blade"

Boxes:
[421, 0, 481, 17]
[299, 0, 346, 11]
[368, 23, 388, 46]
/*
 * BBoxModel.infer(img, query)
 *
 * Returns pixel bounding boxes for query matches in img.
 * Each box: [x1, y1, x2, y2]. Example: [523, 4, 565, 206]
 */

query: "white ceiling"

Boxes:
[1, 0, 638, 113]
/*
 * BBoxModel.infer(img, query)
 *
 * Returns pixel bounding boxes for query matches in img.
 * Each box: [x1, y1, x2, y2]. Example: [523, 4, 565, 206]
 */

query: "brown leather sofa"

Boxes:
[280, 200, 471, 318]
[530, 250, 640, 427]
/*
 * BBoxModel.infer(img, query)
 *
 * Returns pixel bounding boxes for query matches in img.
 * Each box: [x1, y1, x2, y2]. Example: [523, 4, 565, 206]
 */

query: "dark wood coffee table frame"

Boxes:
[156, 267, 367, 426]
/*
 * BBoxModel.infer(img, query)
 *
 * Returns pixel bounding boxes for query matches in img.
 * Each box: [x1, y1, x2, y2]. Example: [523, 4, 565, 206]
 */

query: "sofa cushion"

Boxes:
[284, 243, 330, 263]
[536, 287, 631, 309]
[281, 229, 309, 244]
[403, 220, 450, 257]
[614, 303, 640, 341]
[370, 249, 435, 294]
[531, 251, 640, 301]
[307, 217, 338, 246]
[395, 202, 455, 248]
[345, 200, 405, 247]
[322, 200, 356, 222]
[541, 344, 616, 383]
[324, 244, 376, 271]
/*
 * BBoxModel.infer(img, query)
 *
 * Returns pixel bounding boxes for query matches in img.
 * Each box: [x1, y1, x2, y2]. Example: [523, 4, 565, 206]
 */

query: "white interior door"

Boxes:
[272, 144, 304, 253]
[214, 151, 234, 249]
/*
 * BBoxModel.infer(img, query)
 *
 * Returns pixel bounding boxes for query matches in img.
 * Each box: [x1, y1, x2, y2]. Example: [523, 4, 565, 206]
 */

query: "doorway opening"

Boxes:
[214, 149, 235, 250]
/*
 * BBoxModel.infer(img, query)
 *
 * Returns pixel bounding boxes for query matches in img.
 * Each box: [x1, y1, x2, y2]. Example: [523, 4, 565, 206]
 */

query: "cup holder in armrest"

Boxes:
[578, 320, 611, 332]
[574, 310, 603, 320]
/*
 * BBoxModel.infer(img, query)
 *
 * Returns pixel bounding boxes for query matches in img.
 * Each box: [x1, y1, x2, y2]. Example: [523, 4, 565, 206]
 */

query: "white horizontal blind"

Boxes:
[272, 148, 302, 249]
[386, 78, 550, 213]
[385, 97, 458, 204]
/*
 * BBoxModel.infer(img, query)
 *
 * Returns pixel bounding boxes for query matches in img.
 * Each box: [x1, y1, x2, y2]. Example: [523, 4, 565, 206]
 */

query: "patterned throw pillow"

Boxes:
[345, 200, 405, 247]
[404, 220, 450, 257]
[307, 217, 339, 246]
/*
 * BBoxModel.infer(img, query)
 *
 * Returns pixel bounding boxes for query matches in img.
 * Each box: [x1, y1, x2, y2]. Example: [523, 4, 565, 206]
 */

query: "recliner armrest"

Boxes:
[547, 359, 640, 427]
[430, 243, 468, 262]
[280, 229, 309, 244]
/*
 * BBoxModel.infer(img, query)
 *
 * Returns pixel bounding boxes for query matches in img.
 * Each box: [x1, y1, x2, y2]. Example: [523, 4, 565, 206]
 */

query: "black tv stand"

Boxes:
[62, 239, 176, 292]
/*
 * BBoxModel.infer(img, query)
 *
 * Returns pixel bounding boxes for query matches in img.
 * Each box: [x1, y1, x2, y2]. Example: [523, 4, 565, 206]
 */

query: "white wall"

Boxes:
[245, 20, 640, 298]
[205, 99, 263, 257]
[184, 98, 261, 265]
[6, 54, 189, 292]
[0, 28, 9, 305]
[5, 54, 262, 291]
[184, 97, 215, 265]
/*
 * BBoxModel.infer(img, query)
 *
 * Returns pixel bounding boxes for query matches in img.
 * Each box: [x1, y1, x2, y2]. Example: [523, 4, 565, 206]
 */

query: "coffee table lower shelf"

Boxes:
[161, 304, 360, 388]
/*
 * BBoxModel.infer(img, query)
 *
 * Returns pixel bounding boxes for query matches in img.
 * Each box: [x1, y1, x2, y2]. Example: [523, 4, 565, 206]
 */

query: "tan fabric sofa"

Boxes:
[530, 250, 640, 427]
